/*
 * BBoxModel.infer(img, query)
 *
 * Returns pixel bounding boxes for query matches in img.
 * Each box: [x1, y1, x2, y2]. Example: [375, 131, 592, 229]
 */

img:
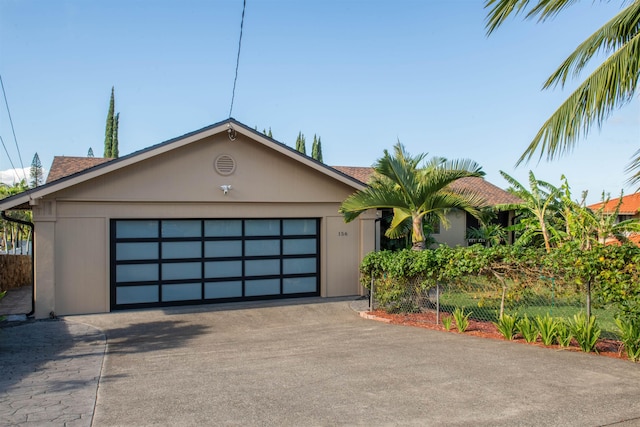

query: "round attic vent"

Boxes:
[214, 154, 236, 176]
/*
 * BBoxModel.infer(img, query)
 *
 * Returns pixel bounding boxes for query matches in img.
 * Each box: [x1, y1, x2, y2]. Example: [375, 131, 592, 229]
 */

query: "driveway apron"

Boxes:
[69, 298, 640, 426]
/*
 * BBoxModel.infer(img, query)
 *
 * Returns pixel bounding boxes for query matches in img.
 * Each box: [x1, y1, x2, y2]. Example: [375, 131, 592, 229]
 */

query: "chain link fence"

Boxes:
[369, 275, 620, 338]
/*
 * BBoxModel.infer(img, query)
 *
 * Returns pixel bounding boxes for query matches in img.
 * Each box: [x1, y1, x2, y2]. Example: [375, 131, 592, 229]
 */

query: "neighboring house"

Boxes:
[333, 166, 522, 247]
[0, 119, 377, 318]
[587, 192, 640, 221]
[587, 192, 640, 246]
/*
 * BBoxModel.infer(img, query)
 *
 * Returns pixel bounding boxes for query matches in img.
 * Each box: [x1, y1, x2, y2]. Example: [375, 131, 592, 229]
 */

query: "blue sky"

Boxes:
[1, 0, 638, 203]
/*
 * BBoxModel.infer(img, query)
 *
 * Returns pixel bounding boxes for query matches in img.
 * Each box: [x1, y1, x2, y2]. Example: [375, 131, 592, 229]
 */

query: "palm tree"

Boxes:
[485, 0, 640, 184]
[497, 171, 561, 252]
[339, 143, 486, 250]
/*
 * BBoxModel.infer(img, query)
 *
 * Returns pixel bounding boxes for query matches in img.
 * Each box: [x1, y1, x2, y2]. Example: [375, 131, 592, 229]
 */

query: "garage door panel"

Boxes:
[111, 218, 319, 310]
[162, 283, 202, 302]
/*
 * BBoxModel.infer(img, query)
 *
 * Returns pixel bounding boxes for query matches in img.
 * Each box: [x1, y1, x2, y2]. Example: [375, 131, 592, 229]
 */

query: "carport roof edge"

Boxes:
[0, 118, 367, 211]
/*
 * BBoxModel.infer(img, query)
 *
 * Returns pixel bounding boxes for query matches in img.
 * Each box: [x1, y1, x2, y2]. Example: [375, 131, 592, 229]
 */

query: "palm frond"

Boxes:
[339, 185, 409, 222]
[485, 0, 532, 35]
[544, 1, 640, 89]
[625, 148, 640, 188]
[517, 31, 640, 165]
[386, 208, 412, 239]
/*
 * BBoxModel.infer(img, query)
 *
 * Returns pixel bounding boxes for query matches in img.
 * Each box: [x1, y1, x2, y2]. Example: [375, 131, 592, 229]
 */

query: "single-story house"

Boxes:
[332, 166, 522, 247]
[0, 119, 378, 318]
[587, 192, 640, 246]
[0, 118, 521, 318]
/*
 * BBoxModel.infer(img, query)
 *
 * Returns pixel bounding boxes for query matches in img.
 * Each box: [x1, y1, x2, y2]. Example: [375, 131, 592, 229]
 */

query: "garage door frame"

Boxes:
[110, 218, 320, 310]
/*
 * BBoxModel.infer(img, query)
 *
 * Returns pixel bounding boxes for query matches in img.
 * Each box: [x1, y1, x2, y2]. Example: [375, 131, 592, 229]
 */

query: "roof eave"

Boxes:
[0, 118, 365, 211]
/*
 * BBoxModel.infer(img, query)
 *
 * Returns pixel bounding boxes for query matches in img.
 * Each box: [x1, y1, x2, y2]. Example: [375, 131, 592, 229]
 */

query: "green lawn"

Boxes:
[438, 292, 619, 338]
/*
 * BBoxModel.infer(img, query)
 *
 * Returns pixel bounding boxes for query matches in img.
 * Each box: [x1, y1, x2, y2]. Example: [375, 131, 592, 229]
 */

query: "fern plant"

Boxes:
[569, 312, 601, 353]
[535, 314, 559, 346]
[615, 317, 640, 362]
[452, 307, 471, 333]
[493, 313, 518, 340]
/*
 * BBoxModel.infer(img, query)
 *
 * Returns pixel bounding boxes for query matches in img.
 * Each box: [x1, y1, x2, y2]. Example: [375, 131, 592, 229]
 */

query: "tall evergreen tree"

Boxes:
[295, 131, 306, 154]
[103, 86, 119, 158]
[104, 87, 115, 157]
[112, 113, 120, 158]
[311, 134, 323, 162]
[267, 127, 273, 138]
[87, 147, 94, 157]
[29, 152, 43, 188]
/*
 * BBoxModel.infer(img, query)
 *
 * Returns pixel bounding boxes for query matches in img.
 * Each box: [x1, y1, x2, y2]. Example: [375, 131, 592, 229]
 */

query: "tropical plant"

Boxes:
[569, 311, 601, 353]
[442, 315, 453, 331]
[615, 316, 640, 362]
[340, 143, 486, 250]
[0, 180, 32, 254]
[535, 313, 560, 346]
[452, 307, 472, 333]
[556, 319, 573, 348]
[494, 313, 518, 340]
[498, 171, 562, 252]
[589, 191, 640, 245]
[485, 0, 640, 186]
[517, 314, 538, 342]
[466, 223, 506, 247]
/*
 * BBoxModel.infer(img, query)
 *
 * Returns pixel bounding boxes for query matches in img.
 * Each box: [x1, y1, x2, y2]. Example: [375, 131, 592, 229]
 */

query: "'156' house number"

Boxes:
[338, 231, 348, 236]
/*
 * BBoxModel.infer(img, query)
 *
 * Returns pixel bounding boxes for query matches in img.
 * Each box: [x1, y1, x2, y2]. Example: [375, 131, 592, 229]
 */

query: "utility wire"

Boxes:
[0, 73, 27, 183]
[228, 0, 246, 119]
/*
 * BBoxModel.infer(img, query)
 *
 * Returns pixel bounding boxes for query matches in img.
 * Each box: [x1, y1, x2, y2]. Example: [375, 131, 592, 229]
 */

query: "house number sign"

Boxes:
[338, 231, 348, 236]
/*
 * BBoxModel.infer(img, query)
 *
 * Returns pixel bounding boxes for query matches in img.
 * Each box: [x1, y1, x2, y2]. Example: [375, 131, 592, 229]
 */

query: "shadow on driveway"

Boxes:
[70, 298, 640, 426]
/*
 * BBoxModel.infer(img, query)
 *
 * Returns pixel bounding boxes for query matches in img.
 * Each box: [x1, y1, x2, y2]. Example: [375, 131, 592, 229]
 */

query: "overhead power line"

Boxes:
[228, 0, 247, 119]
[0, 73, 27, 183]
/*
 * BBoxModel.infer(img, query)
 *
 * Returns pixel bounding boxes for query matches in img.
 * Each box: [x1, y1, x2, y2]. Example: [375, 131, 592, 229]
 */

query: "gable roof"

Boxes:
[0, 118, 365, 211]
[46, 156, 113, 183]
[332, 166, 521, 207]
[587, 193, 640, 215]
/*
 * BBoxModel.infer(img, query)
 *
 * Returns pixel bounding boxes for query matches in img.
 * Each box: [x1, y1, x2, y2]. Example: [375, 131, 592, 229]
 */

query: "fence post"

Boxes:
[436, 283, 440, 325]
[370, 277, 374, 311]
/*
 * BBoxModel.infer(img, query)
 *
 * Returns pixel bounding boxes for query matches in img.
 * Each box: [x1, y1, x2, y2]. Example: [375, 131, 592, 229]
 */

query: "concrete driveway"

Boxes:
[69, 297, 640, 426]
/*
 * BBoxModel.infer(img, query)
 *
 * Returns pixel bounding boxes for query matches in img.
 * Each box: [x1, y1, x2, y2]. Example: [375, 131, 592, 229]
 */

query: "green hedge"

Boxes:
[360, 243, 640, 318]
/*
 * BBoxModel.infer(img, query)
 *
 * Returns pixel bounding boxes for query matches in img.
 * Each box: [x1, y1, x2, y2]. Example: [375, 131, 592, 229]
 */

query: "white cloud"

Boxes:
[0, 168, 30, 185]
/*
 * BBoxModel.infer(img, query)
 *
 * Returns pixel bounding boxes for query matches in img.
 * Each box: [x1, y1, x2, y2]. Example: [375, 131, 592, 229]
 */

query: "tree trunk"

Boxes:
[411, 215, 426, 251]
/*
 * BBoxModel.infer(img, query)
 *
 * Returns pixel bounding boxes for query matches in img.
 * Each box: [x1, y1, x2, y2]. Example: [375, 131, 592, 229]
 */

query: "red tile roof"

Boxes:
[46, 156, 113, 183]
[587, 193, 640, 215]
[332, 166, 521, 207]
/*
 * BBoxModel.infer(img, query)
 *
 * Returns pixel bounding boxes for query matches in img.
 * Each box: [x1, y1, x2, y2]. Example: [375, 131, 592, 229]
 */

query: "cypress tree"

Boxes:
[295, 131, 306, 154]
[29, 152, 43, 188]
[104, 87, 115, 158]
[312, 134, 323, 162]
[267, 127, 272, 138]
[112, 113, 119, 158]
[87, 147, 94, 157]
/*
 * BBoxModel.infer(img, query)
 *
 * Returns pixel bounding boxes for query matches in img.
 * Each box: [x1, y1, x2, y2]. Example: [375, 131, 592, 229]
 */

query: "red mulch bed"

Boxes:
[367, 310, 630, 361]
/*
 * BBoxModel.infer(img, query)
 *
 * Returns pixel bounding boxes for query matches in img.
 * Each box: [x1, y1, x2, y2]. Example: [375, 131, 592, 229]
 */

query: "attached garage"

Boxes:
[0, 119, 377, 318]
[112, 218, 321, 309]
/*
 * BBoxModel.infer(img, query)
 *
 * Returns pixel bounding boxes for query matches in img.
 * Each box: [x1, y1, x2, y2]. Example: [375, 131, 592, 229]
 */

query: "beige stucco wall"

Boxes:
[432, 210, 467, 248]
[31, 132, 376, 318]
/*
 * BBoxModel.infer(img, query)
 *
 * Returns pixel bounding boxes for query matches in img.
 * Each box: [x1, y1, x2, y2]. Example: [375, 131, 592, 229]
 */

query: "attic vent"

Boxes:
[214, 154, 236, 176]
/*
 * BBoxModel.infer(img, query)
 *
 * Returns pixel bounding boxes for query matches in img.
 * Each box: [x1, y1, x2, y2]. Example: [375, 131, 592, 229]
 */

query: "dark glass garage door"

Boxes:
[110, 218, 320, 310]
